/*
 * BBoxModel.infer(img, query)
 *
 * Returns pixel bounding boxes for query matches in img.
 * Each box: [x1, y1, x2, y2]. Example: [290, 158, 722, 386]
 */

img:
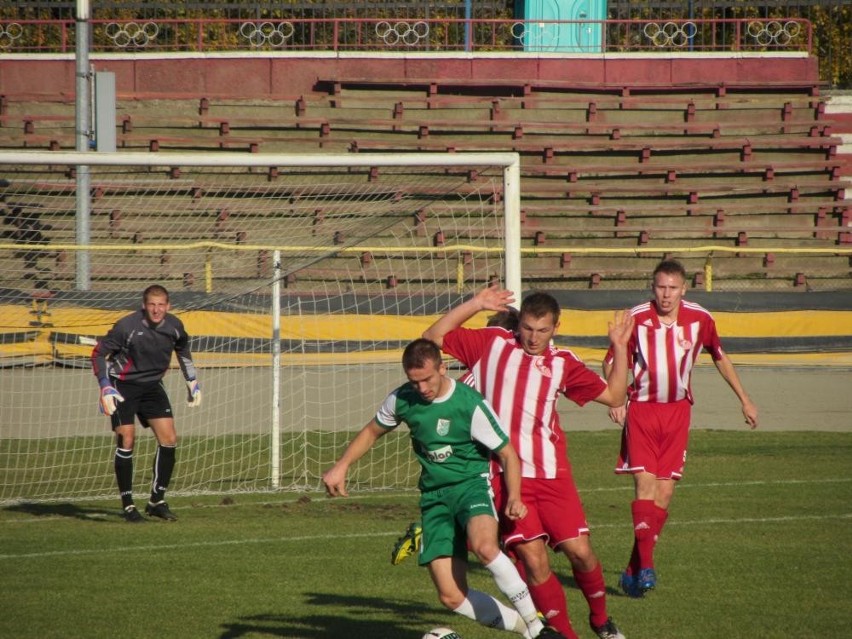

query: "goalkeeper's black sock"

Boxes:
[114, 447, 134, 509]
[150, 444, 176, 503]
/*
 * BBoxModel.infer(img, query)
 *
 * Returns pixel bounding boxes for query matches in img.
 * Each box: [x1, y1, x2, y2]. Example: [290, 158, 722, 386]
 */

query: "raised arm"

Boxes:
[713, 353, 759, 429]
[422, 284, 515, 348]
[595, 309, 634, 408]
[322, 420, 388, 497]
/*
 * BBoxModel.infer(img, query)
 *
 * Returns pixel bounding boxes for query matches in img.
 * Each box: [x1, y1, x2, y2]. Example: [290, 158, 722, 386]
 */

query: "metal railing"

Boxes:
[0, 17, 813, 55]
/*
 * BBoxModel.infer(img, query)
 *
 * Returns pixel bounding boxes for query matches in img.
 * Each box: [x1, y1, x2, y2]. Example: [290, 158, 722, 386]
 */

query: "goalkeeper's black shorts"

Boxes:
[109, 380, 173, 429]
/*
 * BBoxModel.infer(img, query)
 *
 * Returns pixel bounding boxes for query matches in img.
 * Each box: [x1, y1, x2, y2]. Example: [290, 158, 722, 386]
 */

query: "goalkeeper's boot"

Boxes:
[391, 521, 422, 565]
[637, 567, 656, 594]
[123, 505, 145, 523]
[145, 500, 177, 521]
[618, 571, 642, 598]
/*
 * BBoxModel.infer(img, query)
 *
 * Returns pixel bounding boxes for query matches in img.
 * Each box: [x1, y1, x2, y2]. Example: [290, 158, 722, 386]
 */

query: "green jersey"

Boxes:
[375, 378, 510, 492]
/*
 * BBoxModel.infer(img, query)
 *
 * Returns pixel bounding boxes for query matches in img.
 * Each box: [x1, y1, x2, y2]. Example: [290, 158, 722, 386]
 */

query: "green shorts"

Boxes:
[417, 474, 497, 566]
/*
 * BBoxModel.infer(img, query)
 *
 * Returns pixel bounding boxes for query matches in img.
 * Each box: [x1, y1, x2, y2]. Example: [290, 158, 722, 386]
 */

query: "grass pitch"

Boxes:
[1, 430, 849, 639]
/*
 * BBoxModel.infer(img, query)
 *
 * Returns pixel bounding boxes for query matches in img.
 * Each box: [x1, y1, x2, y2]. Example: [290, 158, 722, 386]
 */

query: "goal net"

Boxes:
[0, 151, 521, 503]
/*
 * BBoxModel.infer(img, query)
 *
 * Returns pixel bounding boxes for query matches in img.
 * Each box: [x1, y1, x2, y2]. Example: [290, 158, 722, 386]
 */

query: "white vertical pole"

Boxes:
[271, 251, 281, 490]
[503, 156, 523, 301]
[75, 0, 91, 290]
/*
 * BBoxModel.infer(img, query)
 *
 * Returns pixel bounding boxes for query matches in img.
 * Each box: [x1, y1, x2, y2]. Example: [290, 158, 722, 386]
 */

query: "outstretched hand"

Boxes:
[474, 283, 516, 313]
[186, 379, 202, 407]
[98, 386, 124, 416]
[742, 399, 759, 429]
[608, 309, 635, 348]
[322, 465, 349, 497]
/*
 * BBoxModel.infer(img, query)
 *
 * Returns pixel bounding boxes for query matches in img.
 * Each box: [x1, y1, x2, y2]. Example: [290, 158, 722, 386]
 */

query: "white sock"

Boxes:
[484, 552, 545, 637]
[452, 588, 529, 635]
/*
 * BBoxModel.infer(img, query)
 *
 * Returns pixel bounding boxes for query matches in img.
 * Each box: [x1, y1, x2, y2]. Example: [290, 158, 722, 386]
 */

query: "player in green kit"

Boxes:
[323, 339, 564, 639]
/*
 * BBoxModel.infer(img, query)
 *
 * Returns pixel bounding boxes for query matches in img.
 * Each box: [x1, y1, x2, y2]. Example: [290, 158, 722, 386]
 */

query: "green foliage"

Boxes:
[1, 430, 849, 639]
[809, 5, 852, 88]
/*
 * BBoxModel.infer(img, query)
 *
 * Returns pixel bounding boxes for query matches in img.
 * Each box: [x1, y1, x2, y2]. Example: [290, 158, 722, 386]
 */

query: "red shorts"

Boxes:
[491, 474, 589, 550]
[615, 399, 692, 480]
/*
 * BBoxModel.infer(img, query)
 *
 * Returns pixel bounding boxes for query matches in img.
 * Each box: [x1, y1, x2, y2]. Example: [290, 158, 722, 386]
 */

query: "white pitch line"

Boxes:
[589, 512, 852, 530]
[5, 475, 846, 517]
[1, 512, 850, 561]
[2, 476, 849, 523]
[0, 531, 396, 561]
[581, 476, 852, 493]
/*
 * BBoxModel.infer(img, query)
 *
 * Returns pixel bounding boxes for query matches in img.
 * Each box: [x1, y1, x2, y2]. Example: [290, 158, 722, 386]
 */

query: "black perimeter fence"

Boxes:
[2, 1, 850, 88]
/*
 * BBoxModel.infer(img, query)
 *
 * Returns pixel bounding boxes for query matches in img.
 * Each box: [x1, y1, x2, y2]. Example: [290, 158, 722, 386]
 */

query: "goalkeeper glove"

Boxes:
[186, 378, 202, 407]
[99, 385, 124, 416]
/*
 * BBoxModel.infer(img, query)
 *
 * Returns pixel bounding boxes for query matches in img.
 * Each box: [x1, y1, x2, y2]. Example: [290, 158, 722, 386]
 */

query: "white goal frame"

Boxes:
[0, 151, 521, 298]
[0, 150, 521, 500]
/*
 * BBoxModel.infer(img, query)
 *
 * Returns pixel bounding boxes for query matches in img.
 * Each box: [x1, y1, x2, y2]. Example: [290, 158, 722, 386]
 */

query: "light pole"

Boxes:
[75, 0, 92, 289]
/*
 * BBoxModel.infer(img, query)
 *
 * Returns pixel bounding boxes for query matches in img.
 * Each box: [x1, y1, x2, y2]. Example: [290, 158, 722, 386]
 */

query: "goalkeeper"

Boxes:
[91, 284, 202, 523]
[323, 338, 563, 639]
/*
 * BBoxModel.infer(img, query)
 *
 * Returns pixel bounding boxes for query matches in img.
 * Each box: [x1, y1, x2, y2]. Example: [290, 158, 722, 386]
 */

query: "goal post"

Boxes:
[0, 150, 521, 502]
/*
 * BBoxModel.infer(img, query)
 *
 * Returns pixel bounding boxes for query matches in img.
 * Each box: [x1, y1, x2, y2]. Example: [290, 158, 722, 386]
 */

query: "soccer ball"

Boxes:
[422, 629, 461, 639]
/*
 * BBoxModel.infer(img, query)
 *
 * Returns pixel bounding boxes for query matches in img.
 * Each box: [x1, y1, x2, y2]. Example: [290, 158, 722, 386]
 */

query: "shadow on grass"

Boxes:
[4, 501, 118, 522]
[470, 555, 625, 598]
[219, 592, 436, 638]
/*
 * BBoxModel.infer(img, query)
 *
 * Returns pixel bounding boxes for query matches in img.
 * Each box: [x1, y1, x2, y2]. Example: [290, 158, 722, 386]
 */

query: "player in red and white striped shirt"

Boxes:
[425, 286, 633, 639]
[603, 259, 758, 598]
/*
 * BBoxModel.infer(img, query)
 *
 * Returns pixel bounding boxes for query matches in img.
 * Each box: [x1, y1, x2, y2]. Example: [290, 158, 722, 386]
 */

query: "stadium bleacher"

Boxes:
[0, 78, 849, 293]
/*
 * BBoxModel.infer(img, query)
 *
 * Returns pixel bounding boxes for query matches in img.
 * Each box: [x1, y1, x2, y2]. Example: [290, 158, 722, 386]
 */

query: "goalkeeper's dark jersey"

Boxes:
[91, 310, 197, 385]
[375, 378, 509, 492]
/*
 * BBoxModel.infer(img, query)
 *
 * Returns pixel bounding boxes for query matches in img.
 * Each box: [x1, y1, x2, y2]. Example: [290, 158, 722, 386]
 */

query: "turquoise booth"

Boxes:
[516, 0, 606, 52]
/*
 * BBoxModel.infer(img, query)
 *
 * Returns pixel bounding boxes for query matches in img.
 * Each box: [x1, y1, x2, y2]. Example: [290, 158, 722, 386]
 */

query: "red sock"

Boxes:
[573, 563, 608, 629]
[632, 499, 657, 570]
[654, 505, 669, 538]
[652, 505, 669, 558]
[626, 541, 639, 576]
[528, 572, 578, 639]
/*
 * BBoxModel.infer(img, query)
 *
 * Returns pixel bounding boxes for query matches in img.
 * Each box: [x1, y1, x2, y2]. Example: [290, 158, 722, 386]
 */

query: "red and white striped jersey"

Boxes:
[443, 326, 607, 479]
[458, 370, 475, 387]
[605, 299, 724, 404]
